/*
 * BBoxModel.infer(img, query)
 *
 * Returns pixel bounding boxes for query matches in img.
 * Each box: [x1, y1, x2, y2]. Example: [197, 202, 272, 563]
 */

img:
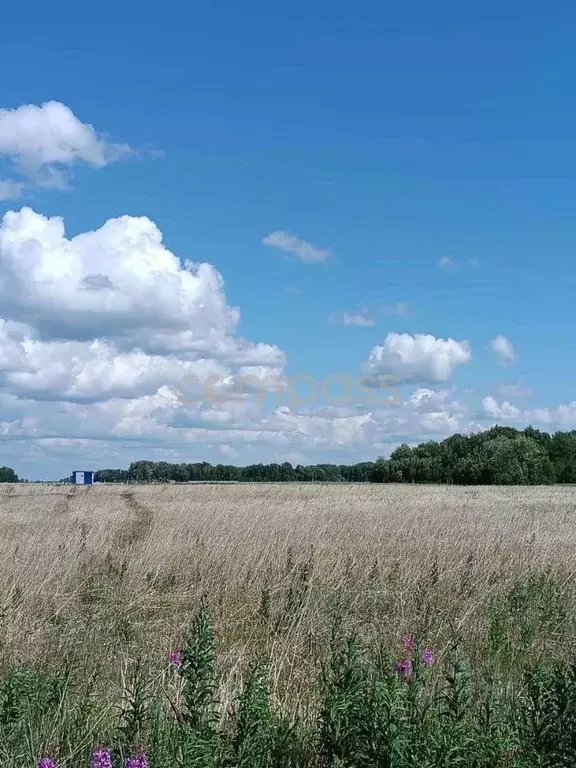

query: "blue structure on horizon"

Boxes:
[72, 470, 95, 485]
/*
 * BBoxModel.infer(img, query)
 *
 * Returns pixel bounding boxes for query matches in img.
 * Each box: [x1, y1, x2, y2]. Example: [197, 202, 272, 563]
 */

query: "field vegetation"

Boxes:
[0, 482, 575, 766]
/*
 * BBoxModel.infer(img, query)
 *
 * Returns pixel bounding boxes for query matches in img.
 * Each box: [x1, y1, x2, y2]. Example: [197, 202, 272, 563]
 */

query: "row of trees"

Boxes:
[371, 426, 576, 485]
[92, 426, 576, 486]
[96, 460, 375, 484]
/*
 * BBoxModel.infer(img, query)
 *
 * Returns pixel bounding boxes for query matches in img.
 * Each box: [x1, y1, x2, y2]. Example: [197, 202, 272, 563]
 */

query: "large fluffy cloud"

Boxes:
[0, 206, 284, 381]
[0, 101, 132, 195]
[363, 332, 472, 384]
[0, 207, 244, 346]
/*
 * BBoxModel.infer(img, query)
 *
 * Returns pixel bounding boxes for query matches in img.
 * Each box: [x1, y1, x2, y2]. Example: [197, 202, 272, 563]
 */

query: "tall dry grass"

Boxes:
[0, 482, 575, 710]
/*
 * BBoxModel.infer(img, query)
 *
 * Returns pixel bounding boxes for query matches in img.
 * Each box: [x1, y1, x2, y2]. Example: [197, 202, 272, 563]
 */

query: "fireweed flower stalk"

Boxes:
[169, 649, 183, 669]
[421, 649, 435, 667]
[401, 634, 415, 653]
[394, 659, 413, 681]
[38, 758, 57, 768]
[125, 755, 149, 768]
[92, 748, 113, 768]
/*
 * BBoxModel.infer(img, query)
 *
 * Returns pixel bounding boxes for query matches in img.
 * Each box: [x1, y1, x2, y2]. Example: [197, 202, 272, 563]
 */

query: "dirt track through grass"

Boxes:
[53, 484, 77, 515]
[117, 488, 154, 549]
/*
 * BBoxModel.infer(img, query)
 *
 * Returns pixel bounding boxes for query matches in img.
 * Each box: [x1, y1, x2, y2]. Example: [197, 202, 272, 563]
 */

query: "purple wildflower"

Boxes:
[38, 758, 57, 768]
[125, 755, 149, 768]
[421, 649, 435, 667]
[92, 748, 113, 768]
[401, 634, 415, 653]
[393, 658, 413, 681]
[169, 649, 183, 669]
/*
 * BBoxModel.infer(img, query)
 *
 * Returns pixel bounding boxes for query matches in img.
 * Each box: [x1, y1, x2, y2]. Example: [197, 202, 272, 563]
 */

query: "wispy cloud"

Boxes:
[498, 381, 532, 398]
[330, 310, 375, 327]
[438, 256, 478, 270]
[263, 231, 330, 264]
[342, 312, 375, 327]
[0, 179, 24, 200]
[332, 302, 408, 325]
[381, 301, 409, 316]
[490, 335, 517, 365]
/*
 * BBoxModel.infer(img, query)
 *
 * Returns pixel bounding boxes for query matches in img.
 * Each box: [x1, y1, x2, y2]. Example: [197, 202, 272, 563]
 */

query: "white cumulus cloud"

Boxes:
[481, 395, 522, 420]
[482, 395, 576, 428]
[0, 207, 285, 406]
[363, 332, 472, 384]
[529, 403, 576, 427]
[0, 207, 240, 345]
[0, 101, 133, 196]
[262, 230, 330, 264]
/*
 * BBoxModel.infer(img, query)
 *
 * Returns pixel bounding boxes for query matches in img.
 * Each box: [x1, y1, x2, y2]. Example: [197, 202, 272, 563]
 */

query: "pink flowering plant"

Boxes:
[393, 632, 436, 683]
[91, 748, 112, 768]
[20, 602, 576, 766]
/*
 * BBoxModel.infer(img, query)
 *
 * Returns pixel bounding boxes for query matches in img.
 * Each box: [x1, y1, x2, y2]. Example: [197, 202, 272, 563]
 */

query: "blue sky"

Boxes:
[0, 1, 575, 478]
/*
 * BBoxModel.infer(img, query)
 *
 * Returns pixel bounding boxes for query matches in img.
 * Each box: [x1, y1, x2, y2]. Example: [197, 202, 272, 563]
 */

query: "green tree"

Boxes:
[0, 466, 18, 483]
[549, 430, 576, 482]
[483, 435, 555, 485]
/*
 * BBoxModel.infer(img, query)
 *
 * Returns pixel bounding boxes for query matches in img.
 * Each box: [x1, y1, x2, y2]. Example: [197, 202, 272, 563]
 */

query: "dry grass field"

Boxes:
[1, 481, 575, 707]
[2, 481, 576, 765]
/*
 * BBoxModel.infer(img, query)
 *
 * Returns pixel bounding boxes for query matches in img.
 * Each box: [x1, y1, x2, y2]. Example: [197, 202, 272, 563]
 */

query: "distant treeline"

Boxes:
[96, 460, 374, 484]
[93, 426, 576, 485]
